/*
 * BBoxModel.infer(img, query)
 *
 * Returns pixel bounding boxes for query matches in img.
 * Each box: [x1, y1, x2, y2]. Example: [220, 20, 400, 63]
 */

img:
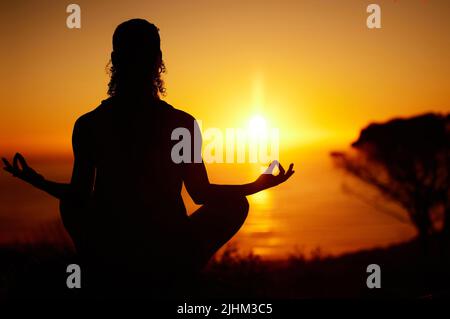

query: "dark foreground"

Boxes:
[1, 235, 449, 299]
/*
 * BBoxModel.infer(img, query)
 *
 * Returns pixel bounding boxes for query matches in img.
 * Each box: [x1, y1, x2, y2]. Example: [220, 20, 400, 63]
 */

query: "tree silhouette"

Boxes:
[331, 113, 450, 246]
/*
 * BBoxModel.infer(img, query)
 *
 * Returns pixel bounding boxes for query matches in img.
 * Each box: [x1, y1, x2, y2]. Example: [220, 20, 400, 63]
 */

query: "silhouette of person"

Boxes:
[2, 19, 294, 298]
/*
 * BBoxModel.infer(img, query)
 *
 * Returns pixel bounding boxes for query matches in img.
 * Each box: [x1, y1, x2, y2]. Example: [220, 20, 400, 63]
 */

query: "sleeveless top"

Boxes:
[73, 97, 199, 270]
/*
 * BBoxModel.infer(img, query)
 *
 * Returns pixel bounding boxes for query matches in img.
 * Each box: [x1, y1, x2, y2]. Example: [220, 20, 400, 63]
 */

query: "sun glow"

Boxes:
[248, 115, 268, 137]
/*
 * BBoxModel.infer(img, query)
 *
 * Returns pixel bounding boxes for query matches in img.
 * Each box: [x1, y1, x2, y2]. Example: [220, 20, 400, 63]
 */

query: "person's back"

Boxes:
[76, 96, 198, 296]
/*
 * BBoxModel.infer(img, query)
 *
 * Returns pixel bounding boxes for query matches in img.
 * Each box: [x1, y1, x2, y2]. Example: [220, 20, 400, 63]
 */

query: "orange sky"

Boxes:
[2, 0, 448, 257]
[1, 0, 449, 155]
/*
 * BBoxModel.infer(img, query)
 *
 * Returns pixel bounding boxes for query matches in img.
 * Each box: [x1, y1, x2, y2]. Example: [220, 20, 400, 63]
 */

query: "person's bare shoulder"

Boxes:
[78, 98, 115, 122]
[161, 100, 198, 129]
[73, 98, 113, 133]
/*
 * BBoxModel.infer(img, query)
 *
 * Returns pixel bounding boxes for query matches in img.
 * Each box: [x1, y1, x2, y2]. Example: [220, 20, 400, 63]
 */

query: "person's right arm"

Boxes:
[183, 159, 294, 204]
[181, 118, 294, 204]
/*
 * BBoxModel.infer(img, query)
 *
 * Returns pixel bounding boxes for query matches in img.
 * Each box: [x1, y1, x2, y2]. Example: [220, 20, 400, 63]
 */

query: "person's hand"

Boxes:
[2, 153, 44, 186]
[255, 160, 295, 191]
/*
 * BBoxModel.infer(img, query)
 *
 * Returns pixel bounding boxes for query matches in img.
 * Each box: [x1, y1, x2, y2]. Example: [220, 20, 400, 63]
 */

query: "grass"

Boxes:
[1, 227, 449, 299]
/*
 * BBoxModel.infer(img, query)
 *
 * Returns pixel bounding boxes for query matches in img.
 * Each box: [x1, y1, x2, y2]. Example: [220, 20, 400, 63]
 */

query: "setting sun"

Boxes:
[248, 115, 268, 137]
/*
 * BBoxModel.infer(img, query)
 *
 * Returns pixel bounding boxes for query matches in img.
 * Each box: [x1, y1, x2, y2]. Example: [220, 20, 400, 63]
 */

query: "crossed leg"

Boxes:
[59, 195, 250, 297]
[187, 196, 250, 269]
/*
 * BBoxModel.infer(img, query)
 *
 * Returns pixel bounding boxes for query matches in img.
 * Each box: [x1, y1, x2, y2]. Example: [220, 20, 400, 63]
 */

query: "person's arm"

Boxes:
[183, 159, 294, 204]
[2, 118, 95, 202]
[2, 153, 71, 200]
[181, 119, 294, 204]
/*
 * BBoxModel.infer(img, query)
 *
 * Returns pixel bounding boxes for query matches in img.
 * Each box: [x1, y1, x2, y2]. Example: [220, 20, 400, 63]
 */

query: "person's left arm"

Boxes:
[2, 118, 95, 202]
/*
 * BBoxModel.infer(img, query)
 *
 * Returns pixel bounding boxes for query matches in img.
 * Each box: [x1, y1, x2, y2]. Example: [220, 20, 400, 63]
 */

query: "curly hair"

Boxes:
[107, 19, 166, 98]
[107, 58, 166, 98]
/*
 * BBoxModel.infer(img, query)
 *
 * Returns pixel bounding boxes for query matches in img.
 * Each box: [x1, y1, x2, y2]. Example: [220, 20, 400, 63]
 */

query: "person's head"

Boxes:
[108, 19, 165, 98]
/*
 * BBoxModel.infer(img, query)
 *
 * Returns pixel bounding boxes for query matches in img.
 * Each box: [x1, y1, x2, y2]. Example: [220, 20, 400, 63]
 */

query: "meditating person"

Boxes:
[2, 18, 294, 298]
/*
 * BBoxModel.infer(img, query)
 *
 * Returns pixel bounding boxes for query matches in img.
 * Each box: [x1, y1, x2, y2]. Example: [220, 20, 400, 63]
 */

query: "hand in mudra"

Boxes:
[2, 153, 44, 186]
[255, 161, 295, 191]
